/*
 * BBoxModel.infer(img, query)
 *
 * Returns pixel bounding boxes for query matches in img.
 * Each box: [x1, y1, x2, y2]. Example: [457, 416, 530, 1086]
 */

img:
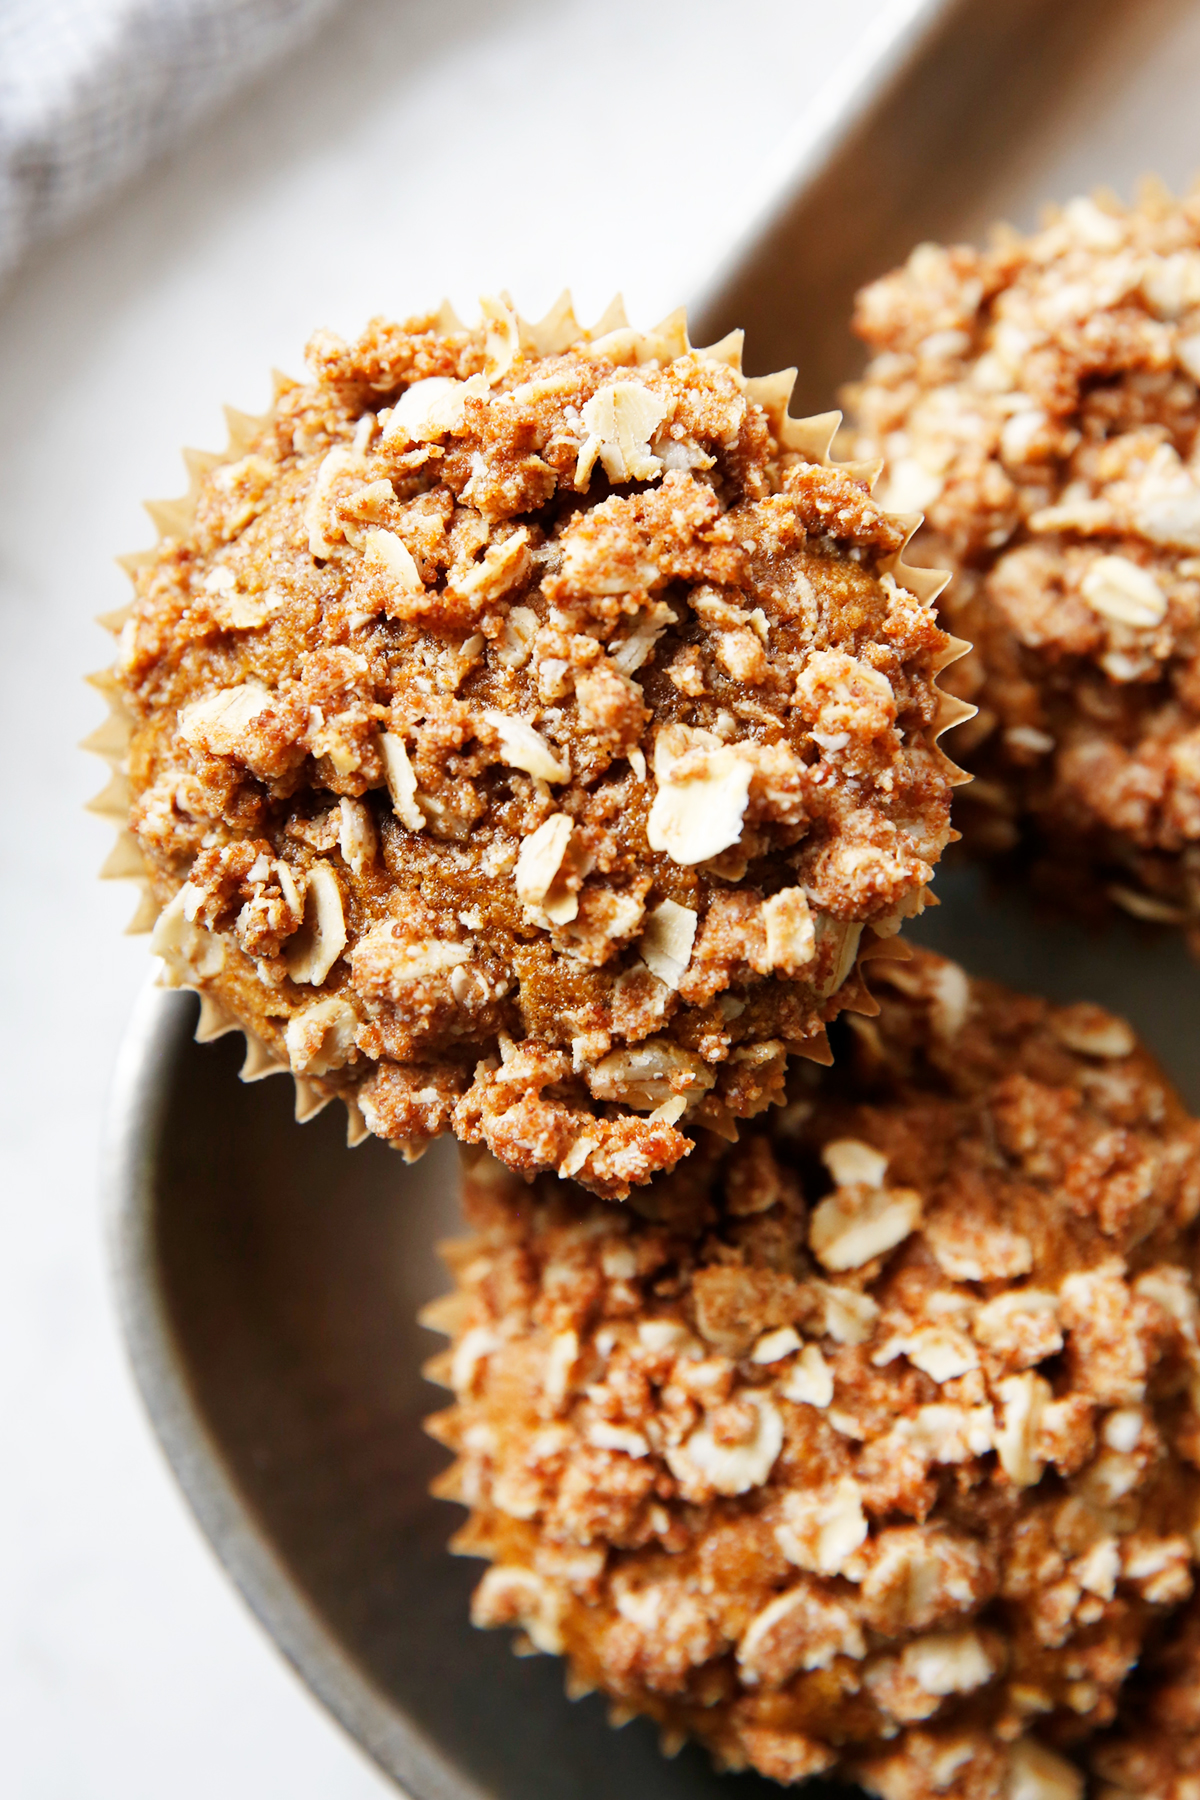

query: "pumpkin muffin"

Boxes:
[97, 297, 965, 1197]
[426, 948, 1200, 1795]
[846, 183, 1200, 941]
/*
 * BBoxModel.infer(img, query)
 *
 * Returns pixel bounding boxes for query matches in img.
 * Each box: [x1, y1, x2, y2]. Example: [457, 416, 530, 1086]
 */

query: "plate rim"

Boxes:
[103, 978, 494, 1800]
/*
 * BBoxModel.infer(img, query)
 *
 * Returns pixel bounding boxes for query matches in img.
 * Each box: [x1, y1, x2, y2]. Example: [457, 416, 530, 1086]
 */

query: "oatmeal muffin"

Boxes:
[425, 948, 1200, 1795]
[95, 296, 965, 1197]
[846, 182, 1200, 937]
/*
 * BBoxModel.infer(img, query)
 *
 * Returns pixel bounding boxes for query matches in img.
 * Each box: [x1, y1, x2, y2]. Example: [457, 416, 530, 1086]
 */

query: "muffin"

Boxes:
[425, 948, 1200, 1795]
[91, 295, 966, 1197]
[845, 182, 1200, 939]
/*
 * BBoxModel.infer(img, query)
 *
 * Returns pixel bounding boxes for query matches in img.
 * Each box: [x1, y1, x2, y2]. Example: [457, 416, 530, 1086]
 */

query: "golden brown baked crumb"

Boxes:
[102, 297, 963, 1196]
[846, 183, 1200, 939]
[425, 948, 1200, 1794]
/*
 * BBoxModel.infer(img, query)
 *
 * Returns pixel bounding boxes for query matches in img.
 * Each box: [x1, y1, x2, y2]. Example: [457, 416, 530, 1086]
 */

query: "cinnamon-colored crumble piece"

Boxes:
[426, 949, 1200, 1794]
[846, 184, 1200, 942]
[115, 300, 959, 1196]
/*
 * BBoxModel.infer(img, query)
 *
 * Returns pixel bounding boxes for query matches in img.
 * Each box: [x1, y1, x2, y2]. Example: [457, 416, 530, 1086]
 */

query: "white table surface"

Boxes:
[0, 1, 905, 1793]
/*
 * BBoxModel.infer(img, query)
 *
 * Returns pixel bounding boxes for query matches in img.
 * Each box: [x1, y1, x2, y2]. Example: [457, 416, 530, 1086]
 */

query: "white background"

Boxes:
[0, 1, 905, 1793]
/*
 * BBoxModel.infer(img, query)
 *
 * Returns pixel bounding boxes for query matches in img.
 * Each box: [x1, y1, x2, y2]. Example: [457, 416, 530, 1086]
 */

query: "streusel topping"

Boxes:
[846, 184, 1200, 935]
[427, 949, 1200, 1795]
[110, 298, 961, 1195]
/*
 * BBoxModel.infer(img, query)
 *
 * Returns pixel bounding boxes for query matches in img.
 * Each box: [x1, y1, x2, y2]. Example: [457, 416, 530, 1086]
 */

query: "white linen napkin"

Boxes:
[0, 0, 340, 283]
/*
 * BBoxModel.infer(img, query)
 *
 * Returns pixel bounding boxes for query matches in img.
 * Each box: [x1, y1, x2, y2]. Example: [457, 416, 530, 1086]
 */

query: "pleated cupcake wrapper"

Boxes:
[416, 1207, 609, 1720]
[85, 291, 972, 1151]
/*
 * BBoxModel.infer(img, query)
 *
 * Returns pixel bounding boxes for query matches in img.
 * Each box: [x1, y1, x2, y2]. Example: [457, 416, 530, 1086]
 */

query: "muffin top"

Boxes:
[430, 949, 1200, 1795]
[846, 184, 1200, 926]
[110, 297, 961, 1196]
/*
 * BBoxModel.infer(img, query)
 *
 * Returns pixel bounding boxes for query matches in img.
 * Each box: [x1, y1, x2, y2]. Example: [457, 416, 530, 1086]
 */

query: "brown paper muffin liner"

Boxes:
[85, 294, 971, 1150]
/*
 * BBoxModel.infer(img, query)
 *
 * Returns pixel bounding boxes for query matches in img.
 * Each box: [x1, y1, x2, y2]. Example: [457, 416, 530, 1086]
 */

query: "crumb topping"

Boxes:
[112, 298, 960, 1195]
[426, 948, 1200, 1794]
[847, 184, 1200, 935]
